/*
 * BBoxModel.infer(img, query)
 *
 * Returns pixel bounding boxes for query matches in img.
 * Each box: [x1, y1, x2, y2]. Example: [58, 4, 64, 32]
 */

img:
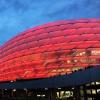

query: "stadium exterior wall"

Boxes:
[0, 18, 100, 82]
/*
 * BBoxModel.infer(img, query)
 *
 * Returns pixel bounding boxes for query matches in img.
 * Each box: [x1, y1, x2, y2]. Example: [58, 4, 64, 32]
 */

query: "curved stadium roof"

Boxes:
[0, 18, 100, 82]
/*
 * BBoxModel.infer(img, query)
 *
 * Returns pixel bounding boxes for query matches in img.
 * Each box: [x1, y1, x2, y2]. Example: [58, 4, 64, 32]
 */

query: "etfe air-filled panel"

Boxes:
[0, 18, 100, 82]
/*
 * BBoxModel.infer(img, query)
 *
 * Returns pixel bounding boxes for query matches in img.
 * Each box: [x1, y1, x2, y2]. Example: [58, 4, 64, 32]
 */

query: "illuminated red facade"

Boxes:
[0, 18, 100, 82]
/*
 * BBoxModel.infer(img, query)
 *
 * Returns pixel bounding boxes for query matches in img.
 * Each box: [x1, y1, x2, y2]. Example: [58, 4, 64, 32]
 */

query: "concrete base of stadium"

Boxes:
[0, 82, 100, 100]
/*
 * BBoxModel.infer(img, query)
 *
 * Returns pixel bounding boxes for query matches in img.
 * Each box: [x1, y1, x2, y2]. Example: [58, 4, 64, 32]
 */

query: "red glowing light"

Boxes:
[0, 18, 100, 82]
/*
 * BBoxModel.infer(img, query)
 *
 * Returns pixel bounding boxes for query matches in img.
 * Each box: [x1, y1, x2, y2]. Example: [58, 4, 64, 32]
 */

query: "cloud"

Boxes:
[0, 0, 100, 45]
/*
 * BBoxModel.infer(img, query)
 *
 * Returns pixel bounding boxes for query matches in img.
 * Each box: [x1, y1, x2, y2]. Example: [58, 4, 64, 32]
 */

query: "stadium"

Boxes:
[0, 18, 100, 100]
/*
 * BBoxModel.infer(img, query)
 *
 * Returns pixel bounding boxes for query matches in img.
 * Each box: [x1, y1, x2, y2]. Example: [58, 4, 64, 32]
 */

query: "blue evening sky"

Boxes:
[0, 0, 100, 45]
